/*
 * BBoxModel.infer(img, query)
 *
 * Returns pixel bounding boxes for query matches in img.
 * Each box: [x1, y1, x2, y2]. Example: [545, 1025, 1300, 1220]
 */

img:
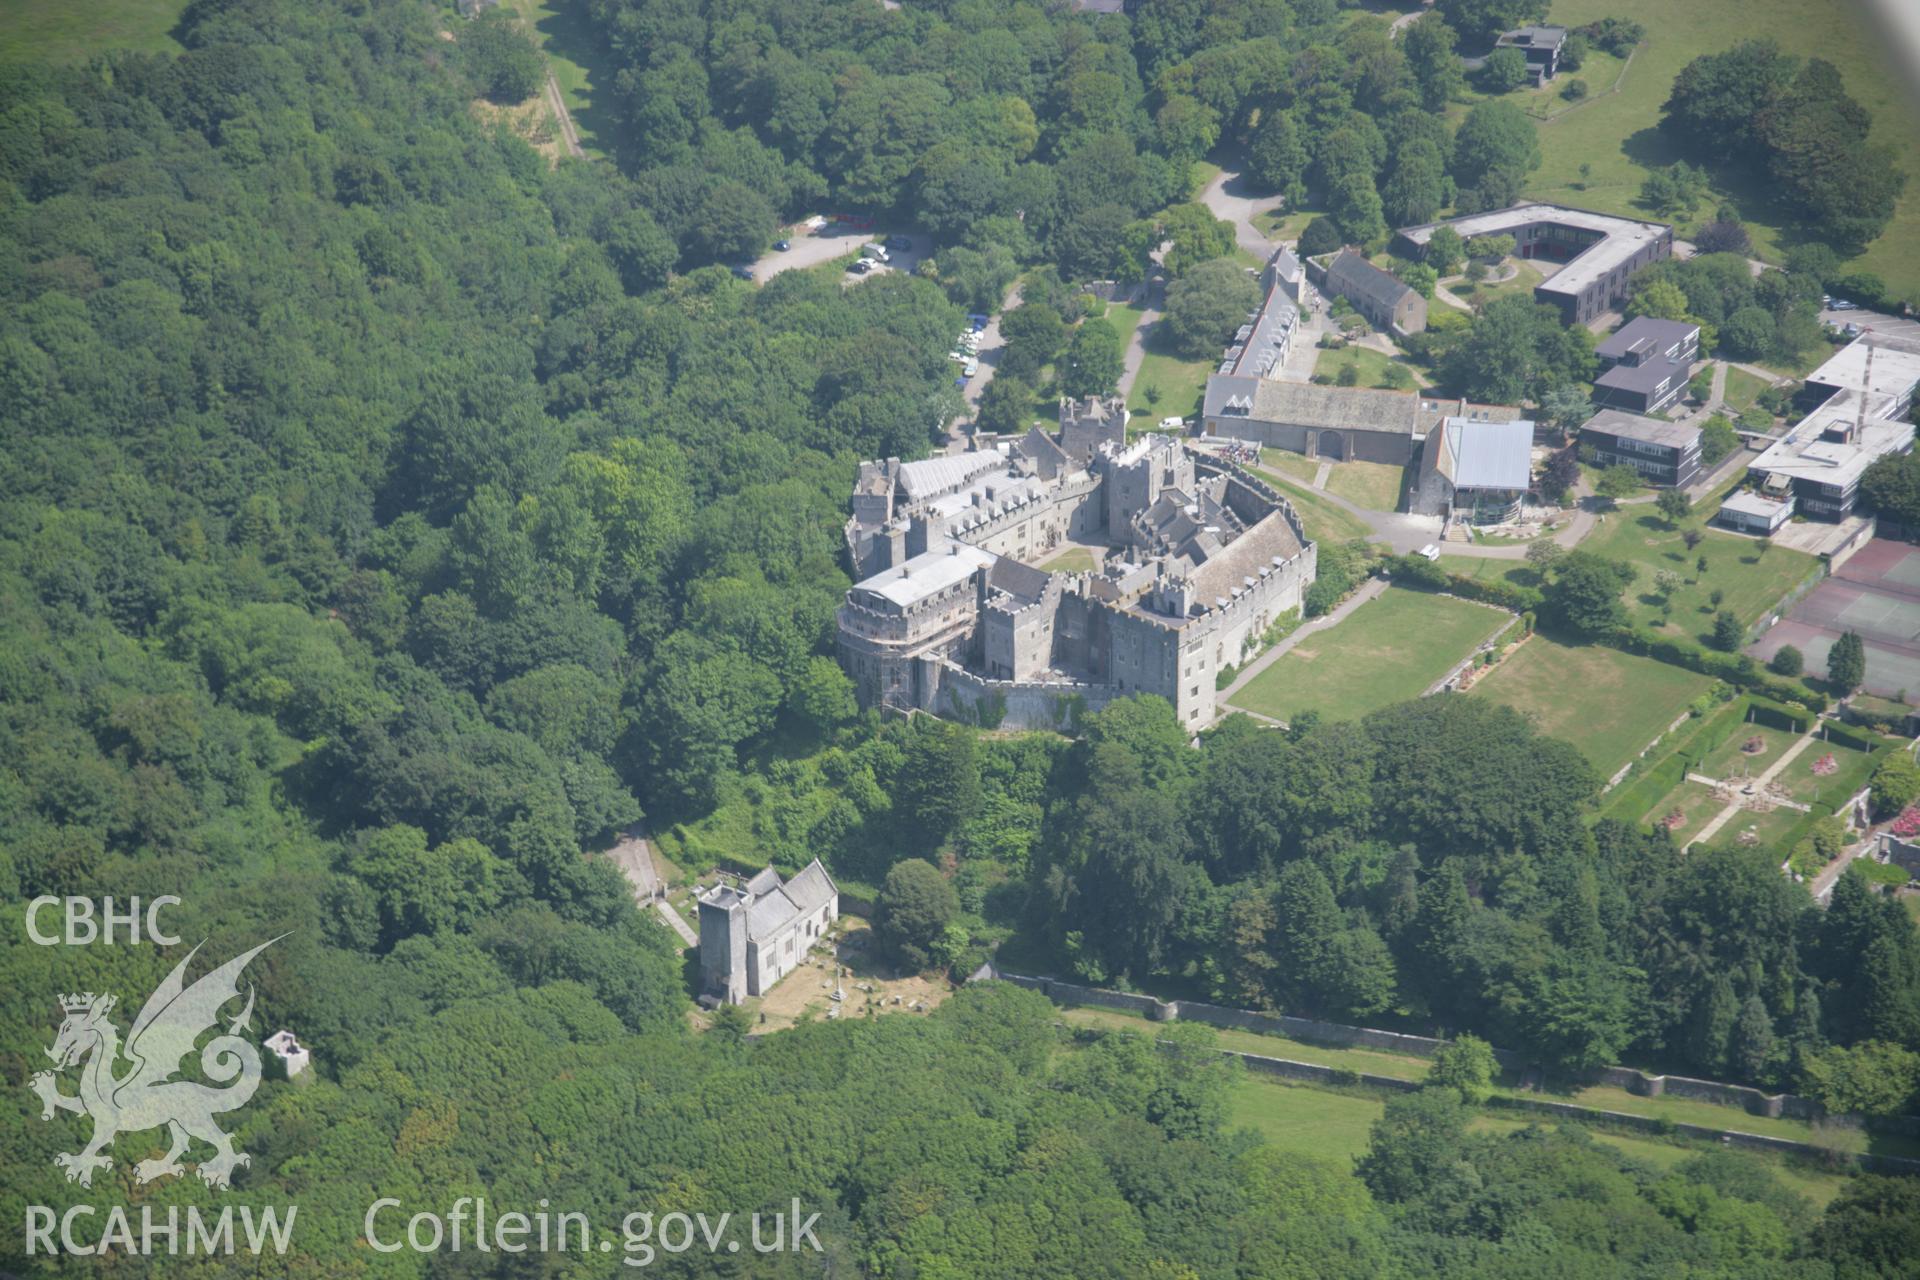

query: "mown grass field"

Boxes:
[1127, 344, 1214, 421]
[1469, 633, 1713, 776]
[0, 0, 187, 61]
[1721, 366, 1773, 413]
[1521, 0, 1920, 296]
[1637, 777, 1725, 846]
[1323, 460, 1407, 512]
[1230, 588, 1505, 723]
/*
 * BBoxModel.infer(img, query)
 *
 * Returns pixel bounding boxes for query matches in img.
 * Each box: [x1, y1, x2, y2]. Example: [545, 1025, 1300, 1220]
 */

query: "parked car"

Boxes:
[861, 244, 889, 262]
[848, 259, 873, 275]
[730, 264, 754, 280]
[885, 234, 913, 252]
[963, 358, 979, 376]
[773, 239, 791, 252]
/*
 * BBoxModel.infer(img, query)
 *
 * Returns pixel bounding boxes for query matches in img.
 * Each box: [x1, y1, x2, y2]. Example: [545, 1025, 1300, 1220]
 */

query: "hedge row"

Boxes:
[1383, 554, 1545, 613]
[1609, 626, 1829, 713]
[1596, 696, 1752, 826]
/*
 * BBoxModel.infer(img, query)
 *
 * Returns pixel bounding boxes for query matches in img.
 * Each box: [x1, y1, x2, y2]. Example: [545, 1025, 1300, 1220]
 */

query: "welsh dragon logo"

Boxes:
[31, 937, 282, 1190]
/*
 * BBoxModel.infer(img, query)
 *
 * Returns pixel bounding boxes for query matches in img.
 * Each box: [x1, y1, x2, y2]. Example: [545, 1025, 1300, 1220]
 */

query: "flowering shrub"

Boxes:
[1811, 753, 1839, 776]
[1891, 806, 1920, 839]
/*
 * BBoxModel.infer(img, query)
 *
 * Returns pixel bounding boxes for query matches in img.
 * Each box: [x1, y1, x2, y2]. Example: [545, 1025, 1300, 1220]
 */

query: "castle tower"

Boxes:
[1059, 394, 1127, 463]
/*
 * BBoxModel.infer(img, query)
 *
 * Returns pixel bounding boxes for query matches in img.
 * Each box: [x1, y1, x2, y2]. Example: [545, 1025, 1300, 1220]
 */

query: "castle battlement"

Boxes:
[838, 428, 1317, 728]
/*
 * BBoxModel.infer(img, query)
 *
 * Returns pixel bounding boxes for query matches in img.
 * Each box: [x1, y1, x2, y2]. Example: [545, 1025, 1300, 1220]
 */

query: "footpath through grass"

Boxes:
[1469, 633, 1713, 777]
[1251, 464, 1378, 545]
[503, 0, 621, 155]
[1229, 588, 1506, 723]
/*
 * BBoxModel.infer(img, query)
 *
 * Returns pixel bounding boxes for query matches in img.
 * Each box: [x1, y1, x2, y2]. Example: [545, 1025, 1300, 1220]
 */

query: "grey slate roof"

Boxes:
[744, 858, 837, 944]
[1326, 249, 1416, 315]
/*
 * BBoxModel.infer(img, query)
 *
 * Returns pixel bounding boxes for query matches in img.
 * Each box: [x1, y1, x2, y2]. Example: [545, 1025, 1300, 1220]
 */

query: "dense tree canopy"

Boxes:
[5, 0, 1919, 1272]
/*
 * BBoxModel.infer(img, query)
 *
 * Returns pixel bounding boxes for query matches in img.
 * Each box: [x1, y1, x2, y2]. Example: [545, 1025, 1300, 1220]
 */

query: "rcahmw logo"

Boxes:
[24, 935, 298, 1257]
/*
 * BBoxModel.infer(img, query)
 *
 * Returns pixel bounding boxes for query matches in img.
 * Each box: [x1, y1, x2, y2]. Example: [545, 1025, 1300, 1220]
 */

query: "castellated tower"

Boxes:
[1058, 394, 1127, 463]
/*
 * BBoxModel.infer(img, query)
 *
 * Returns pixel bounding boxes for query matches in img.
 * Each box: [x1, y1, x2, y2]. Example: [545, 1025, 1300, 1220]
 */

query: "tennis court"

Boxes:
[1748, 540, 1920, 699]
[1834, 538, 1920, 599]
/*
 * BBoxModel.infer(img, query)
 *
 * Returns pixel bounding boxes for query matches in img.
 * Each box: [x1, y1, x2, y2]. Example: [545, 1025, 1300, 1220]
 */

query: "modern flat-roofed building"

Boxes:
[1593, 317, 1699, 414]
[1715, 491, 1794, 536]
[1748, 331, 1920, 519]
[1493, 25, 1568, 84]
[1393, 204, 1674, 326]
[1580, 408, 1702, 489]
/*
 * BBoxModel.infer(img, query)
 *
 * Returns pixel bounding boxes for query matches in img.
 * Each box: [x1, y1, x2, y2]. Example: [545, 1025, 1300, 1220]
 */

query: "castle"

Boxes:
[836, 398, 1319, 730]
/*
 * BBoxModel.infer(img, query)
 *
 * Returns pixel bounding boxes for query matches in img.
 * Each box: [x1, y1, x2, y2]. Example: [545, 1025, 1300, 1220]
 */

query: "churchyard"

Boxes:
[747, 917, 953, 1035]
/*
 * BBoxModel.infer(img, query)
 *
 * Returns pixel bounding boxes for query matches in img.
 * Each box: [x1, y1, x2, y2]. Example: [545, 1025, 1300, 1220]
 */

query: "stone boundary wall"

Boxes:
[988, 966, 1920, 1136]
[994, 970, 1527, 1068]
[1120, 1041, 1920, 1176]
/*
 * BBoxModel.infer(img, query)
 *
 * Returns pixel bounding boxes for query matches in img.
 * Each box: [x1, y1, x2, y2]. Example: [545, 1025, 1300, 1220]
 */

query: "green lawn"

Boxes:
[1253, 466, 1379, 545]
[1039, 546, 1099, 574]
[1084, 1005, 1910, 1186]
[0, 0, 187, 61]
[1259, 448, 1321, 484]
[1323, 460, 1407, 512]
[1778, 735, 1887, 810]
[1470, 634, 1714, 776]
[1257, 447, 1406, 511]
[1312, 345, 1417, 390]
[1127, 344, 1214, 421]
[1445, 258, 1546, 308]
[1455, 48, 1633, 123]
[1105, 300, 1149, 351]
[1230, 588, 1506, 723]
[1720, 366, 1773, 414]
[1520, 0, 1920, 297]
[1579, 509, 1818, 641]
